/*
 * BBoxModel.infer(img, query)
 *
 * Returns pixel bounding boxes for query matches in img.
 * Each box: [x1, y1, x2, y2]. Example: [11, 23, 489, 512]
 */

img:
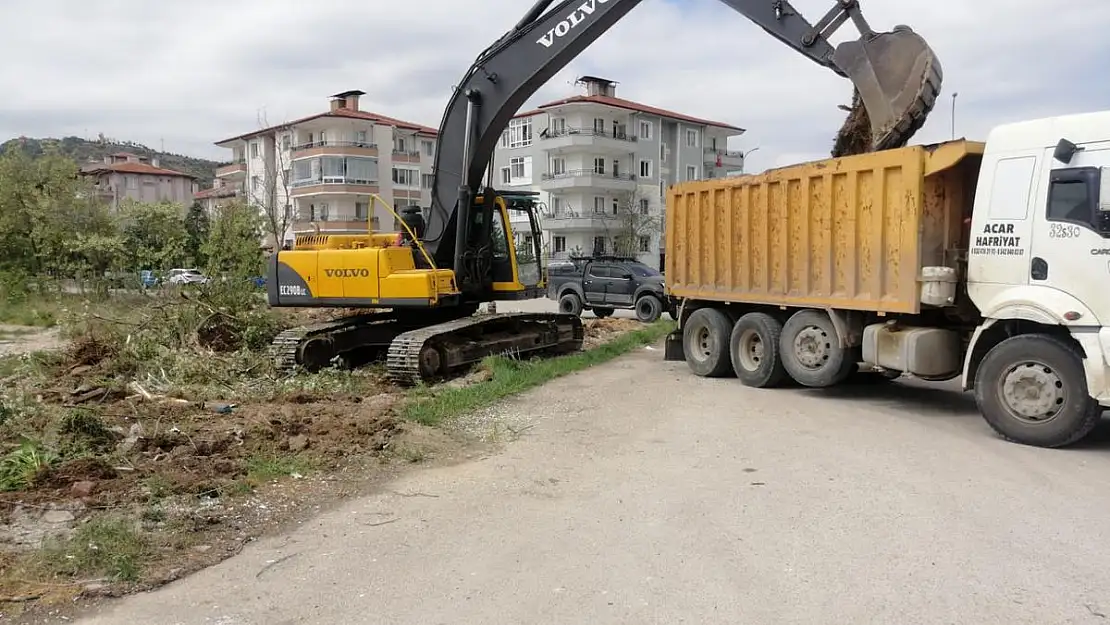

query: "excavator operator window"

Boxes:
[490, 210, 509, 260]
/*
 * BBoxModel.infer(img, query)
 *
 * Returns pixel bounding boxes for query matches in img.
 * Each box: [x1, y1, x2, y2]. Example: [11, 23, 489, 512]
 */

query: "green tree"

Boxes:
[203, 200, 263, 279]
[117, 200, 189, 271]
[184, 201, 210, 267]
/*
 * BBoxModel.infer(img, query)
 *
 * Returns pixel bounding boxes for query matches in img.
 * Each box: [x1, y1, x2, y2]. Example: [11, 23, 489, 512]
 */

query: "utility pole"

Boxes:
[951, 92, 959, 140]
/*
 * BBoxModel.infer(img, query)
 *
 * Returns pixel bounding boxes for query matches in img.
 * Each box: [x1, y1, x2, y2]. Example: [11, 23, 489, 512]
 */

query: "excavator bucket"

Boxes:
[831, 25, 943, 153]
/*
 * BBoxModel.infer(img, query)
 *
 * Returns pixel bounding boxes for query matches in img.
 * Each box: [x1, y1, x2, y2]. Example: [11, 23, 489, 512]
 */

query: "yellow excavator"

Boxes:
[265, 0, 943, 385]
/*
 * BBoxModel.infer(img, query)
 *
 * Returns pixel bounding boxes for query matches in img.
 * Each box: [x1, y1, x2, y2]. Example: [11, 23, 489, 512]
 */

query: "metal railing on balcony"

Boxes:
[540, 127, 637, 142]
[704, 148, 744, 158]
[290, 176, 379, 188]
[291, 140, 378, 151]
[541, 169, 637, 182]
[392, 149, 422, 157]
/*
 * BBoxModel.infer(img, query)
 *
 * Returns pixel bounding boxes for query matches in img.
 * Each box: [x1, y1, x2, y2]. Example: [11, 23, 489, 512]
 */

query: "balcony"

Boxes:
[540, 127, 637, 155]
[289, 177, 380, 197]
[704, 148, 744, 169]
[291, 141, 379, 159]
[216, 160, 246, 178]
[539, 169, 638, 192]
[538, 208, 622, 233]
[292, 219, 379, 234]
[392, 150, 422, 163]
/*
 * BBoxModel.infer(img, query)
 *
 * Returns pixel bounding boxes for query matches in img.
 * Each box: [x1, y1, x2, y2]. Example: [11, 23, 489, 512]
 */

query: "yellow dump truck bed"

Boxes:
[664, 140, 986, 314]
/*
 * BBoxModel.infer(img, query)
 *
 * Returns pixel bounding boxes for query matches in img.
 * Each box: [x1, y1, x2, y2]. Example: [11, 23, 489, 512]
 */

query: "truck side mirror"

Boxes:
[1102, 168, 1110, 212]
[1054, 138, 1079, 164]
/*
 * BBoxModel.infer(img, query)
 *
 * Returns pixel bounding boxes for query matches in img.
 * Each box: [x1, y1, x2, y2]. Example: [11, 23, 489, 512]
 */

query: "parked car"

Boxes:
[546, 255, 675, 322]
[166, 268, 209, 285]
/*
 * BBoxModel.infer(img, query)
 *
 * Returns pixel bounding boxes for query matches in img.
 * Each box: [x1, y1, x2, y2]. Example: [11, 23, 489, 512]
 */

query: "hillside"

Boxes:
[1, 135, 223, 187]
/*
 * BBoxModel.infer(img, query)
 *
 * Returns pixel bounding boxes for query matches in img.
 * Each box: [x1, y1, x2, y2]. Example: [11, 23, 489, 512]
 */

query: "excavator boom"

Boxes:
[424, 0, 943, 282]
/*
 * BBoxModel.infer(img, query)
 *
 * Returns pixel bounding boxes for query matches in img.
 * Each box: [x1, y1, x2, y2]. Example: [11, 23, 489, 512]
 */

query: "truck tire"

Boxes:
[635, 294, 663, 323]
[682, 307, 733, 377]
[974, 334, 1102, 448]
[592, 307, 614, 318]
[779, 309, 855, 387]
[558, 292, 583, 316]
[729, 312, 787, 388]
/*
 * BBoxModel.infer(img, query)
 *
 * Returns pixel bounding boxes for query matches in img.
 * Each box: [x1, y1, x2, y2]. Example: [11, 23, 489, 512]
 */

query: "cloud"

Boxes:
[0, 0, 1107, 174]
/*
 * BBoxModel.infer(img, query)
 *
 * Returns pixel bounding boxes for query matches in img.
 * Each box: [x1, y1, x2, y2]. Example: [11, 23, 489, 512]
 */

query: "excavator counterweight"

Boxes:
[832, 25, 943, 153]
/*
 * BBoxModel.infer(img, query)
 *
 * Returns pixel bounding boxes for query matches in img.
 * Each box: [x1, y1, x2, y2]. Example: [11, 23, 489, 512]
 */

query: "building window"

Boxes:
[510, 157, 525, 178]
[355, 130, 368, 146]
[612, 198, 618, 215]
[685, 128, 698, 147]
[281, 134, 291, 151]
[251, 175, 260, 192]
[593, 236, 606, 254]
[421, 173, 434, 189]
[639, 159, 652, 178]
[282, 169, 291, 184]
[639, 235, 651, 253]
[659, 180, 665, 199]
[686, 165, 697, 181]
[500, 167, 511, 184]
[392, 167, 419, 187]
[319, 203, 329, 221]
[593, 158, 605, 175]
[593, 196, 605, 213]
[551, 117, 566, 134]
[550, 158, 566, 176]
[505, 118, 532, 148]
[593, 118, 605, 134]
[284, 204, 293, 219]
[250, 142, 259, 158]
[550, 196, 563, 213]
[421, 140, 434, 156]
[355, 201, 369, 219]
[553, 236, 566, 253]
[639, 199, 649, 215]
[319, 131, 327, 144]
[639, 120, 652, 140]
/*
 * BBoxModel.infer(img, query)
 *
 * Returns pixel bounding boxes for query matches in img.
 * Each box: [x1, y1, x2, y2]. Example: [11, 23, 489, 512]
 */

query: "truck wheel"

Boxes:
[729, 312, 787, 388]
[682, 308, 733, 377]
[558, 292, 583, 316]
[635, 295, 663, 323]
[592, 307, 614, 318]
[974, 334, 1102, 448]
[779, 309, 854, 387]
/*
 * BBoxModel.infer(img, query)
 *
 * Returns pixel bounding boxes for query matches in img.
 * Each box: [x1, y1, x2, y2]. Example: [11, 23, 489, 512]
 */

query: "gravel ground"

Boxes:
[73, 342, 1110, 625]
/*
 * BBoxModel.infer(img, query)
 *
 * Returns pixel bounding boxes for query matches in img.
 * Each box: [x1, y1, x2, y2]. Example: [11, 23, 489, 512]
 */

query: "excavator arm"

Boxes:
[424, 0, 942, 287]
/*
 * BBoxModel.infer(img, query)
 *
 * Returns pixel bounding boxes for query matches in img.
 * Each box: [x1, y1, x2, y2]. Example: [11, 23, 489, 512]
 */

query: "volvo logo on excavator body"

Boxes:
[535, 0, 611, 47]
[324, 268, 371, 278]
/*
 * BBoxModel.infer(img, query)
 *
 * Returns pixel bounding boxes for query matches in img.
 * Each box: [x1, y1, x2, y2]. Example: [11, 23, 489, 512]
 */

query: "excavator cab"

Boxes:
[466, 190, 545, 300]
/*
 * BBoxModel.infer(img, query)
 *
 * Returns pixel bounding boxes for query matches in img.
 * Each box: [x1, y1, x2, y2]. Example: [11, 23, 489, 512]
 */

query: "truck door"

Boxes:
[604, 265, 636, 306]
[582, 263, 609, 305]
[1030, 145, 1110, 322]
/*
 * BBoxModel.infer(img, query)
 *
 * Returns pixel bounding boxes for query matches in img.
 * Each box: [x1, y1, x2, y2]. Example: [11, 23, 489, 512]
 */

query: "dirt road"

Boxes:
[76, 345, 1110, 624]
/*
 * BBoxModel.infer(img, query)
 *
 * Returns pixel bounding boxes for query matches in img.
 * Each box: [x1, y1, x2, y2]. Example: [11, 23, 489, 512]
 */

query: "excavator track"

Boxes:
[269, 312, 402, 373]
[385, 312, 585, 387]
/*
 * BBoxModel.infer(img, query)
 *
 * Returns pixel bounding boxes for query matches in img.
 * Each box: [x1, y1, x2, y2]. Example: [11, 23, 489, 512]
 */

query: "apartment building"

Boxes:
[79, 152, 199, 211]
[193, 177, 243, 214]
[489, 76, 745, 269]
[213, 90, 438, 248]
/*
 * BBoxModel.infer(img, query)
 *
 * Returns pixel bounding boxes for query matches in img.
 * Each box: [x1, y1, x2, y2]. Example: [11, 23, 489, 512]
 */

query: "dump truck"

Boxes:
[662, 110, 1110, 448]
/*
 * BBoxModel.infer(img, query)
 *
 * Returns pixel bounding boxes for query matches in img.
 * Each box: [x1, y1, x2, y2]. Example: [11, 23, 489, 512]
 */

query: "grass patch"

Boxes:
[243, 453, 316, 486]
[402, 319, 674, 426]
[33, 516, 151, 582]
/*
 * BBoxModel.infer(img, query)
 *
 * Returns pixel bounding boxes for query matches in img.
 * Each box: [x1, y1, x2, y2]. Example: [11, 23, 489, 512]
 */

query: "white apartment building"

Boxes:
[213, 90, 438, 248]
[489, 76, 746, 269]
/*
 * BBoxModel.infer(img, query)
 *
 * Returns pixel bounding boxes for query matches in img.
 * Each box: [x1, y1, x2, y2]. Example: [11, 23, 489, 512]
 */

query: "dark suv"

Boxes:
[546, 255, 674, 322]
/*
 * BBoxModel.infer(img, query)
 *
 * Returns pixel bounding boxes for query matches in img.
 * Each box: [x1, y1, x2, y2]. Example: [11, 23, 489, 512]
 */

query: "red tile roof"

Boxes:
[80, 162, 197, 178]
[194, 186, 240, 199]
[216, 106, 437, 146]
[514, 94, 743, 132]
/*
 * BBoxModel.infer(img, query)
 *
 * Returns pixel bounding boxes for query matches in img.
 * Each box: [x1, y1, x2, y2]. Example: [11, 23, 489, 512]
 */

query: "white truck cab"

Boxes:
[963, 110, 1110, 446]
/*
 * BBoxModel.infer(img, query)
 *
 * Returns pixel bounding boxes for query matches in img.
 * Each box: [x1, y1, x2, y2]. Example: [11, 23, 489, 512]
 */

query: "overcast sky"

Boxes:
[1, 0, 1107, 173]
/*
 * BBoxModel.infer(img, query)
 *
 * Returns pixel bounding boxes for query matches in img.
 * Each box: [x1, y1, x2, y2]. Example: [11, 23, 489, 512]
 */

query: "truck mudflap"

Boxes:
[664, 329, 685, 361]
[1089, 327, 1110, 406]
